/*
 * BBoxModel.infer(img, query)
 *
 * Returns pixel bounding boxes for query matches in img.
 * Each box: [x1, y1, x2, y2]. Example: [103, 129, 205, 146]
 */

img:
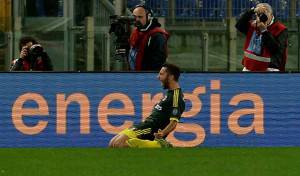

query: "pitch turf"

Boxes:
[0, 148, 300, 176]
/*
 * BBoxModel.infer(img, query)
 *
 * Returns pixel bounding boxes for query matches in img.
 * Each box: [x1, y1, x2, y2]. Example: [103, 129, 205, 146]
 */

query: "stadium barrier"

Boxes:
[0, 72, 299, 147]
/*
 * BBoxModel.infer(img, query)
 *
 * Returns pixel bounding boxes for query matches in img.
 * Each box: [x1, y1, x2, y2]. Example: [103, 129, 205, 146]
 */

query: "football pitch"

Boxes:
[0, 148, 299, 176]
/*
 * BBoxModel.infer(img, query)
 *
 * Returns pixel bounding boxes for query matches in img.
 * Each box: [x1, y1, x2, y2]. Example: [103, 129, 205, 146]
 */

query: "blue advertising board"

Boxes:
[0, 73, 300, 147]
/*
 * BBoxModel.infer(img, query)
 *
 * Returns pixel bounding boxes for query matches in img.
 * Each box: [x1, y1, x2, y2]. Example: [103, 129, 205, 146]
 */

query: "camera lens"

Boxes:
[29, 44, 43, 56]
[259, 14, 268, 23]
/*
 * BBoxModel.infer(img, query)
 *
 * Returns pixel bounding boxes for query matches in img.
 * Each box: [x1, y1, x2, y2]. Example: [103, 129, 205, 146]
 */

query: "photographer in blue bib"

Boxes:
[236, 3, 288, 72]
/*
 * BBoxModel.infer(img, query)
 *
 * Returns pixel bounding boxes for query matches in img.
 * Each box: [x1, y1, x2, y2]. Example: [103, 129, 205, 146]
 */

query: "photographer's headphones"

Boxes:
[132, 4, 154, 21]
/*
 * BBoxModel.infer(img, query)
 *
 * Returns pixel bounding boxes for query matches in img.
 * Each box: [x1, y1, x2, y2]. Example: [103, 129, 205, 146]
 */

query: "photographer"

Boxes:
[10, 36, 53, 71]
[236, 3, 288, 72]
[128, 4, 169, 71]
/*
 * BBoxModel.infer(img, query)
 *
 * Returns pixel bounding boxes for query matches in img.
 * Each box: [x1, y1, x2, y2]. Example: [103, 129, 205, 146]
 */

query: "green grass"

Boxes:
[0, 148, 300, 176]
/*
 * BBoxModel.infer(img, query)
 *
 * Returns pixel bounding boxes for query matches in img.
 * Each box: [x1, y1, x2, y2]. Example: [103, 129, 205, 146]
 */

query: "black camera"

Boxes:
[253, 13, 268, 23]
[27, 44, 44, 63]
[28, 44, 44, 57]
[109, 15, 134, 57]
[258, 13, 268, 23]
[109, 15, 134, 36]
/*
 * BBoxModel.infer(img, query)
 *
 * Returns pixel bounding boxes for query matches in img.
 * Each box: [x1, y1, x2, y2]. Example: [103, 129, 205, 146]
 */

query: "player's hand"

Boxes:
[154, 129, 164, 139]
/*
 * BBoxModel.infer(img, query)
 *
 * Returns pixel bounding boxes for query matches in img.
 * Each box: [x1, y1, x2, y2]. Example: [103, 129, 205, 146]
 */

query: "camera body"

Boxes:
[27, 44, 44, 63]
[252, 12, 268, 23]
[109, 15, 134, 36]
[258, 13, 268, 23]
[109, 15, 134, 57]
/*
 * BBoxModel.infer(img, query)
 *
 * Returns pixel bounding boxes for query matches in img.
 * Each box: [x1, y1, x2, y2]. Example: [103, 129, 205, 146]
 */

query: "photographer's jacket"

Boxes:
[236, 10, 288, 71]
[129, 19, 169, 71]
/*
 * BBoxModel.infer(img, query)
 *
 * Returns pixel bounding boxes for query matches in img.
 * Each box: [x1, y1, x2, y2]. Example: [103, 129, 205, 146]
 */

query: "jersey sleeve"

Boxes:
[170, 89, 183, 122]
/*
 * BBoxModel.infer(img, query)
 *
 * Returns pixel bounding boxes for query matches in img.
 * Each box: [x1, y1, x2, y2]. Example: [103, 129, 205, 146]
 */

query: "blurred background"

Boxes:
[0, 0, 298, 71]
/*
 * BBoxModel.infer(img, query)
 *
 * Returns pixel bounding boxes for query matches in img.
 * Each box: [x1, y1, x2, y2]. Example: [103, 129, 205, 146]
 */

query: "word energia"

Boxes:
[12, 80, 264, 147]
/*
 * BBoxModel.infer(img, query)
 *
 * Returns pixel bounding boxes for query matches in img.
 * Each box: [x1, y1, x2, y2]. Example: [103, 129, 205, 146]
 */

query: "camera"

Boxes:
[109, 15, 134, 58]
[27, 44, 44, 63]
[28, 44, 44, 57]
[109, 15, 134, 36]
[258, 13, 268, 23]
[252, 13, 268, 23]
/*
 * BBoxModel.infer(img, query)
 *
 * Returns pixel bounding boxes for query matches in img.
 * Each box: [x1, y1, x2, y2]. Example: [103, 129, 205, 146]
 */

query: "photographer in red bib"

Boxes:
[128, 4, 169, 71]
[10, 36, 53, 71]
[236, 3, 288, 72]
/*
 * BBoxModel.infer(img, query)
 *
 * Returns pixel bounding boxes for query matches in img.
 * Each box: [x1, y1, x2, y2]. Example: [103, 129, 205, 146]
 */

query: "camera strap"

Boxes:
[139, 19, 153, 32]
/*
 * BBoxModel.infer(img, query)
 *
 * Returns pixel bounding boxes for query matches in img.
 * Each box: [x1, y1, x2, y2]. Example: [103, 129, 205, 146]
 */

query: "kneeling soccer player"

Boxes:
[109, 63, 185, 148]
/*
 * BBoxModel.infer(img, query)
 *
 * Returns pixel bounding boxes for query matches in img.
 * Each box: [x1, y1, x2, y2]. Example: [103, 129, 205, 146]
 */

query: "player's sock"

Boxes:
[154, 138, 173, 148]
[127, 138, 161, 148]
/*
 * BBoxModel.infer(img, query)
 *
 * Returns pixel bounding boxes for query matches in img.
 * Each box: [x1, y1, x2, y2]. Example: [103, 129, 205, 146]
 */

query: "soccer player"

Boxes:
[109, 63, 185, 148]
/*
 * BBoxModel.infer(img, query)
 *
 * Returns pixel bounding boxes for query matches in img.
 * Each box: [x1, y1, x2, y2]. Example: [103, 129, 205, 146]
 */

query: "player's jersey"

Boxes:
[133, 88, 185, 140]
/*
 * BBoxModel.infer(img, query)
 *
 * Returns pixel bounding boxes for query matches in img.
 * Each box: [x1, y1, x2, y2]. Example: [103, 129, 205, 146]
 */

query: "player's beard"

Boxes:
[162, 77, 170, 90]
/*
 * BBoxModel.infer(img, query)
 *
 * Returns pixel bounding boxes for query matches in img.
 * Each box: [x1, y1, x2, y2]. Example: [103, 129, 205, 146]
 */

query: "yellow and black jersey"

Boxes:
[133, 88, 185, 140]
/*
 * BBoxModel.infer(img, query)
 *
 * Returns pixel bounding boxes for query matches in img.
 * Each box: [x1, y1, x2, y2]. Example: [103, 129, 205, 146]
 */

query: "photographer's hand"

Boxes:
[256, 21, 267, 32]
[20, 46, 29, 59]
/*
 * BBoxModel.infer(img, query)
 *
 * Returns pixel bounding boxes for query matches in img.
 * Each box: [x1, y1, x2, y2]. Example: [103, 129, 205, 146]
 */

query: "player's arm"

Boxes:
[154, 120, 178, 139]
[154, 89, 183, 139]
[155, 107, 181, 139]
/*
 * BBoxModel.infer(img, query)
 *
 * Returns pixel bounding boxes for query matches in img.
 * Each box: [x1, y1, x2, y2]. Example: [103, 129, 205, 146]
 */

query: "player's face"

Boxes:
[158, 67, 170, 89]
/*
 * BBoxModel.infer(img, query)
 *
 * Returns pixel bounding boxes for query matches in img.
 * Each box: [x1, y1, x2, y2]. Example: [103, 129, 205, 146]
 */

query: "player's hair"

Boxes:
[162, 63, 181, 82]
[19, 36, 38, 51]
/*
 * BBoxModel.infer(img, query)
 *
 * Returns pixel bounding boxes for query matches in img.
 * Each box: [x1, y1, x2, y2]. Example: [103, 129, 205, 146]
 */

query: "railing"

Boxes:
[1, 0, 300, 71]
[142, 0, 294, 20]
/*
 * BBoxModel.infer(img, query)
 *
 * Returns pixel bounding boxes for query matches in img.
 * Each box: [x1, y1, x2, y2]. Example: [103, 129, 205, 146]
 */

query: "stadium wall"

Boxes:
[0, 73, 299, 148]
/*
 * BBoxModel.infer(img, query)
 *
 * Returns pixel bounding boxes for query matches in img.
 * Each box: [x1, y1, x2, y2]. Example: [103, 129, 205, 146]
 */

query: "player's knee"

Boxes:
[114, 139, 126, 148]
[113, 135, 129, 148]
[108, 135, 119, 148]
[108, 140, 115, 148]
